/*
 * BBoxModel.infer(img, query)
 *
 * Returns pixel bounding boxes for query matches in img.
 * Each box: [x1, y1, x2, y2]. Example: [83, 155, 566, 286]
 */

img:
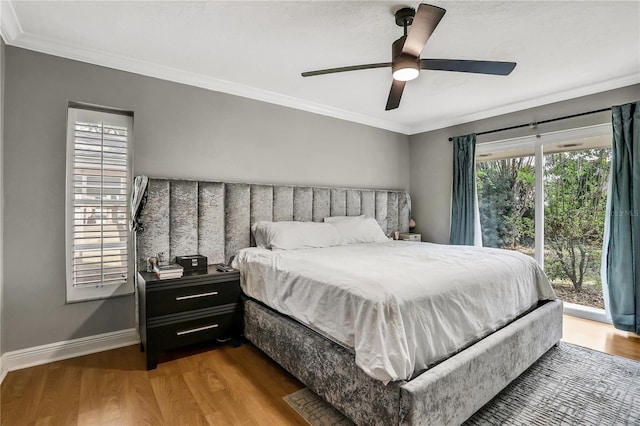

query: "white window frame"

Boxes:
[65, 106, 134, 302]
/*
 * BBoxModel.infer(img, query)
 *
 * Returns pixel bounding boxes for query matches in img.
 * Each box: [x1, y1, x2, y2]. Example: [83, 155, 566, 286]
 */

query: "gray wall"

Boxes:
[409, 84, 640, 244]
[3, 46, 410, 352]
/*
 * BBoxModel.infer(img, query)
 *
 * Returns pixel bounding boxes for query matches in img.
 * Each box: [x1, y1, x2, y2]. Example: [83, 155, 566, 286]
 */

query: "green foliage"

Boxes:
[543, 149, 610, 291]
[477, 157, 535, 249]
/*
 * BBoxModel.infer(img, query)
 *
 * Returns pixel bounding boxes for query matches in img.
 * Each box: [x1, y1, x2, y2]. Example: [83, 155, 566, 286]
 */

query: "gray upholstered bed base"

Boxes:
[244, 298, 563, 426]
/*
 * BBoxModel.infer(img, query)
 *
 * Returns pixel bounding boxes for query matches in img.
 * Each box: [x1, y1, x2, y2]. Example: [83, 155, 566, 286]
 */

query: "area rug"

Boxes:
[283, 342, 640, 425]
[283, 388, 354, 426]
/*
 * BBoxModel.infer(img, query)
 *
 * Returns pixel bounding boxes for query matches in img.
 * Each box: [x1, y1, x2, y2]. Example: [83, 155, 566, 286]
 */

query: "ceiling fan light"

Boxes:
[391, 50, 420, 81]
[393, 66, 419, 81]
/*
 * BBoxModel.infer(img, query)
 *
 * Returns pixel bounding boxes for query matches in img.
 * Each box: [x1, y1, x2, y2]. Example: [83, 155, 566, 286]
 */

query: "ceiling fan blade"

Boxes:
[421, 59, 517, 75]
[302, 62, 392, 77]
[402, 4, 446, 58]
[385, 79, 406, 111]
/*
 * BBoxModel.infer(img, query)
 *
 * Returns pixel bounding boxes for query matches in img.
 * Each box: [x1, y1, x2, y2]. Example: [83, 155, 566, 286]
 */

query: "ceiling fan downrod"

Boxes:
[395, 7, 416, 36]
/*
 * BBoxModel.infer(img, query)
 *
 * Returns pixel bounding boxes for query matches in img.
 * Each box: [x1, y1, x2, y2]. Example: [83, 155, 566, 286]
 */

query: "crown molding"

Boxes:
[0, 0, 21, 43]
[1, 18, 412, 135]
[407, 72, 640, 135]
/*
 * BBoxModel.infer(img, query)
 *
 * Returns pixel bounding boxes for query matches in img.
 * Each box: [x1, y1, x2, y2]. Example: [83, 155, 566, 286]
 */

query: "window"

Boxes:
[476, 123, 612, 314]
[66, 106, 134, 302]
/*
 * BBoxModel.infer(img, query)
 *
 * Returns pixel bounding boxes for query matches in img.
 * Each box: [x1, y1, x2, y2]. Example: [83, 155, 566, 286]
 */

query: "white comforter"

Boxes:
[232, 241, 555, 384]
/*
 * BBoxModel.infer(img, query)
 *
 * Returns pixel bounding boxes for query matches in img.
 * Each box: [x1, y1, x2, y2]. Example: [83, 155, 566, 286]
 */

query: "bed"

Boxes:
[137, 178, 563, 425]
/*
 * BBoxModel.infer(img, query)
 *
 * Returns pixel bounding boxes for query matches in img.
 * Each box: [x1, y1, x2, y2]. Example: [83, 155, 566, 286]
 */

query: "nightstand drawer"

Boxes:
[147, 280, 240, 317]
[147, 310, 238, 352]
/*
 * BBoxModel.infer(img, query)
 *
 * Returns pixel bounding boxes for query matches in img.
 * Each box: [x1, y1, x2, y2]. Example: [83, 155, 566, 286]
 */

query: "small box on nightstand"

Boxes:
[399, 233, 421, 241]
[175, 255, 208, 273]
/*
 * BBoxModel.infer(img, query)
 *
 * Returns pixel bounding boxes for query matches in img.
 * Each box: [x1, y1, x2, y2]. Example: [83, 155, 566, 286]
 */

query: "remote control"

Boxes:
[216, 264, 234, 272]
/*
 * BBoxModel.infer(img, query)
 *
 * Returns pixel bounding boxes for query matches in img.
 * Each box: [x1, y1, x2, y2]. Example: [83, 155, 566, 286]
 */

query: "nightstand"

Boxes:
[138, 265, 242, 370]
[399, 233, 421, 241]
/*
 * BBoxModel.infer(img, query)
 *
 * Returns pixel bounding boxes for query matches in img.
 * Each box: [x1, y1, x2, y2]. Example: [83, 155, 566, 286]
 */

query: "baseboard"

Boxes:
[0, 355, 7, 384]
[1, 328, 140, 375]
[564, 302, 611, 324]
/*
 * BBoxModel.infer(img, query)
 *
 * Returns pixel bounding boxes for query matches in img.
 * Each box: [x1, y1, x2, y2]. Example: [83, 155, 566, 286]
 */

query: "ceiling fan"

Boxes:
[301, 3, 517, 111]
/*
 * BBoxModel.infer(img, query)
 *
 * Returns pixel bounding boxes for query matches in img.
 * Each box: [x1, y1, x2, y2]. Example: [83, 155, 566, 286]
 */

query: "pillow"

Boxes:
[325, 216, 389, 244]
[252, 221, 269, 248]
[323, 215, 365, 223]
[251, 221, 342, 250]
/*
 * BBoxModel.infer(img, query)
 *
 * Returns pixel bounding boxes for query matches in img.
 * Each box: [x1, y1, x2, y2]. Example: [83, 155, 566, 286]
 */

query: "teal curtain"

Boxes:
[604, 101, 640, 334]
[450, 134, 477, 245]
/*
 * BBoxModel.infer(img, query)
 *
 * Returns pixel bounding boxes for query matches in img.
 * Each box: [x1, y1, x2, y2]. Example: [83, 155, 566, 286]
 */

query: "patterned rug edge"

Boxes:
[283, 387, 353, 426]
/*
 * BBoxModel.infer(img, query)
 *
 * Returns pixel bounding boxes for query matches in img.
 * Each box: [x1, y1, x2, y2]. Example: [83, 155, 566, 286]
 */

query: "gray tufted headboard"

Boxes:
[136, 178, 411, 268]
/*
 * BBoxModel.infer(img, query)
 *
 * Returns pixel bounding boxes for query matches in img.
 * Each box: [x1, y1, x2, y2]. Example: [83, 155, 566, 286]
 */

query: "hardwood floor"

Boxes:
[1, 342, 307, 426]
[1, 315, 638, 426]
[562, 314, 640, 362]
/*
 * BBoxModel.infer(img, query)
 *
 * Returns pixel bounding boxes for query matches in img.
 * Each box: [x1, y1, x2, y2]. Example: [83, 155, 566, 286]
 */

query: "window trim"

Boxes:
[65, 106, 134, 303]
[476, 123, 612, 161]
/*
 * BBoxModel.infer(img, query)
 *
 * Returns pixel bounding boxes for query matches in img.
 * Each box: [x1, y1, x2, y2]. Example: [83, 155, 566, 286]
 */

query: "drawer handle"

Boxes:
[175, 291, 218, 301]
[176, 324, 219, 336]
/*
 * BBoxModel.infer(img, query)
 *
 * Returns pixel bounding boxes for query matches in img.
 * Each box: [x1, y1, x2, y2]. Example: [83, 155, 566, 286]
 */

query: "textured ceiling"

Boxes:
[1, 1, 639, 134]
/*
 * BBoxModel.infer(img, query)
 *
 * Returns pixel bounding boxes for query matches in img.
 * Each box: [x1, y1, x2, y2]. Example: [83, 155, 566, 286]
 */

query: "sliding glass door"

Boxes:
[476, 124, 611, 312]
[543, 148, 610, 310]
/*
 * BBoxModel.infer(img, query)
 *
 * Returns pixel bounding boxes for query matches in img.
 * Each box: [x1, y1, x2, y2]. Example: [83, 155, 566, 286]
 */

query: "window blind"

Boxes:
[66, 106, 133, 302]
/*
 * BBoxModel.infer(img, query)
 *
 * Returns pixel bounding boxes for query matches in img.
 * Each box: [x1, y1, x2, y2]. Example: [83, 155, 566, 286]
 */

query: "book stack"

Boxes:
[154, 264, 184, 280]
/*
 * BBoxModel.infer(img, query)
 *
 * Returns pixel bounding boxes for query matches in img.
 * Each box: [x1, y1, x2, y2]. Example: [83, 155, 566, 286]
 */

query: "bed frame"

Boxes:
[137, 178, 563, 425]
[246, 298, 562, 425]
